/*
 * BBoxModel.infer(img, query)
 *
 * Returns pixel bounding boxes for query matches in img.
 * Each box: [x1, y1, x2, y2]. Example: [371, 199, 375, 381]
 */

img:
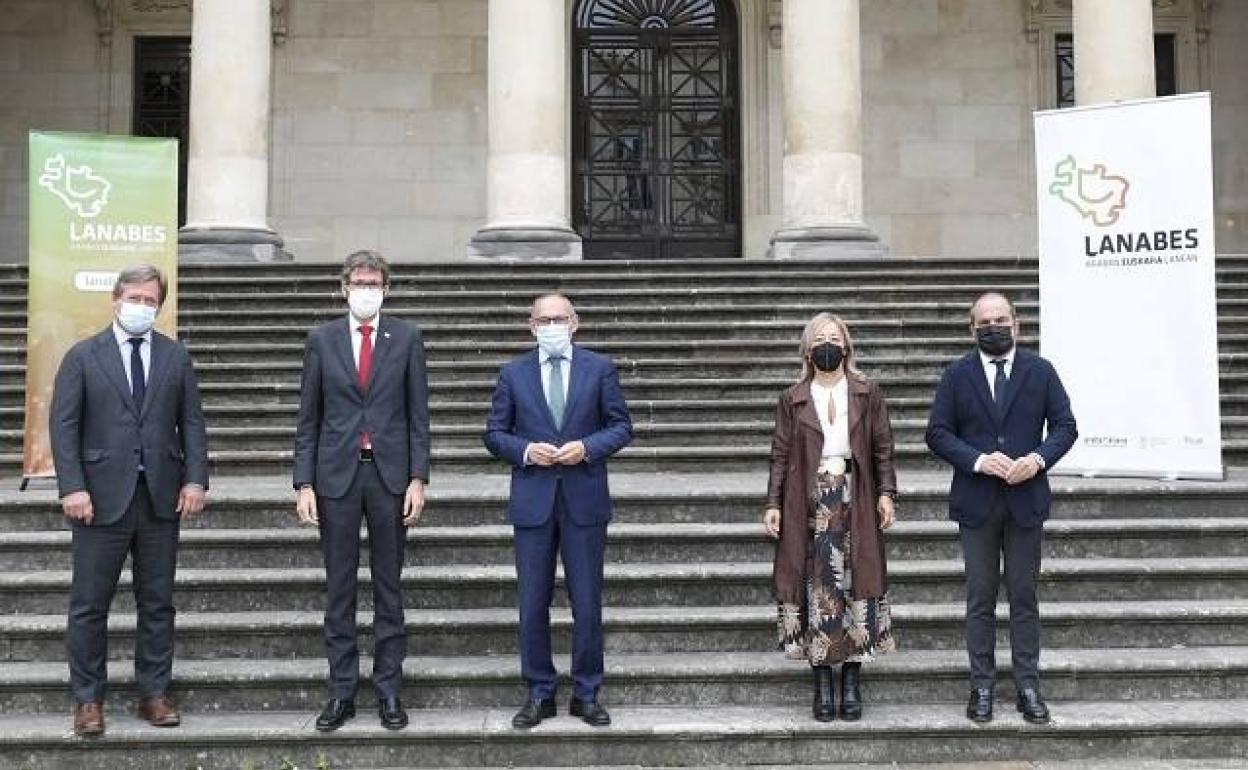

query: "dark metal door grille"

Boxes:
[132, 37, 191, 225]
[574, 0, 740, 259]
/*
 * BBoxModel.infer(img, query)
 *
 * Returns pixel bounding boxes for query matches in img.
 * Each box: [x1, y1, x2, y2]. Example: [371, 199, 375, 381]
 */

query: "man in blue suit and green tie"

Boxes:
[484, 293, 633, 729]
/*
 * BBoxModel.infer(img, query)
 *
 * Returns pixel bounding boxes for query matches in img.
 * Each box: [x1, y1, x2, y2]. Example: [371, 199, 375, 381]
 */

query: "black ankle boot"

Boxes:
[839, 662, 863, 721]
[812, 666, 836, 722]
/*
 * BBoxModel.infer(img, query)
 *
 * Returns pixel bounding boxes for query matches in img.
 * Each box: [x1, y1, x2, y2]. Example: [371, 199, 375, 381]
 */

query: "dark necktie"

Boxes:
[992, 358, 1008, 414]
[129, 337, 146, 410]
[547, 354, 565, 428]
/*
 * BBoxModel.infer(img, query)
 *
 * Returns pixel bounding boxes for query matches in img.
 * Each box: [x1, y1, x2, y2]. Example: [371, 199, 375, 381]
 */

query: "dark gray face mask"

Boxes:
[976, 325, 1014, 357]
[810, 342, 845, 373]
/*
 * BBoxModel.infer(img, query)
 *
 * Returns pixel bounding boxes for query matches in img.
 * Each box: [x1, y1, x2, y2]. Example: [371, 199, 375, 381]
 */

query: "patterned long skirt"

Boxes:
[777, 466, 896, 667]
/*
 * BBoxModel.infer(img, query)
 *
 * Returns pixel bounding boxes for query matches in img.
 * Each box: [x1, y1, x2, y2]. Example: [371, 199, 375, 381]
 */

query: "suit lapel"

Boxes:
[363, 316, 396, 395]
[560, 345, 587, 427]
[526, 349, 559, 433]
[1000, 350, 1033, 421]
[848, 375, 870, 438]
[792, 381, 822, 436]
[141, 333, 173, 417]
[332, 318, 360, 395]
[90, 328, 138, 416]
[968, 355, 999, 424]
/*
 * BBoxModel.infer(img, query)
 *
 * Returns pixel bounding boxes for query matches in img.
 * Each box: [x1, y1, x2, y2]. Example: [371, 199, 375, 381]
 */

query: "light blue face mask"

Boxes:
[535, 324, 572, 357]
[116, 302, 157, 336]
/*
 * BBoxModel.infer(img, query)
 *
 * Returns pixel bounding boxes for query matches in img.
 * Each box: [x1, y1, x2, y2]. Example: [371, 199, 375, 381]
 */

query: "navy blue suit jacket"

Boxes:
[925, 348, 1078, 528]
[483, 345, 633, 527]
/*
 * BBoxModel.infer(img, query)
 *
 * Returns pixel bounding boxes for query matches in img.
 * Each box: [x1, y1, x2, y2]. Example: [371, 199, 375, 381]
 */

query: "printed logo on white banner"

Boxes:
[1048, 155, 1129, 226]
[37, 154, 111, 218]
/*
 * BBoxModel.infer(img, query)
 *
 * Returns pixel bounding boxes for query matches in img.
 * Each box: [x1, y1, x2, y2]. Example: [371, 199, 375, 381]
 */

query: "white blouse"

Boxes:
[810, 377, 850, 460]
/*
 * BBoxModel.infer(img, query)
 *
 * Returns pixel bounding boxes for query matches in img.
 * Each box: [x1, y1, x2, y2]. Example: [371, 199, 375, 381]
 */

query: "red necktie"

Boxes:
[359, 324, 373, 447]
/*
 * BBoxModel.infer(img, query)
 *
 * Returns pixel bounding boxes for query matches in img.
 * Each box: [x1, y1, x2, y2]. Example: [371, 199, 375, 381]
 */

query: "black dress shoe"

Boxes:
[569, 697, 611, 727]
[812, 667, 836, 722]
[315, 698, 356, 732]
[511, 697, 556, 729]
[378, 697, 408, 730]
[838, 662, 863, 721]
[966, 687, 994, 723]
[1016, 688, 1051, 724]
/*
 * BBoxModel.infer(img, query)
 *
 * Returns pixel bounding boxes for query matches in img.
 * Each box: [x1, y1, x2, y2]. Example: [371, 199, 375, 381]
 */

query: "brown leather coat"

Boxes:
[766, 374, 898, 604]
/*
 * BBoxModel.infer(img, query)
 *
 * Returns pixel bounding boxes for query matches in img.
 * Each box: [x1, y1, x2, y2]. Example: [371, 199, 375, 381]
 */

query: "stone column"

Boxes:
[1073, 0, 1157, 105]
[469, 0, 581, 259]
[770, 0, 883, 259]
[179, 0, 285, 262]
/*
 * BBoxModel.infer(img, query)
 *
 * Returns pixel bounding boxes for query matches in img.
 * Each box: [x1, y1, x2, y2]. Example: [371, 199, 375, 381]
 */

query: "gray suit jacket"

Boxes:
[292, 315, 430, 498]
[49, 326, 209, 526]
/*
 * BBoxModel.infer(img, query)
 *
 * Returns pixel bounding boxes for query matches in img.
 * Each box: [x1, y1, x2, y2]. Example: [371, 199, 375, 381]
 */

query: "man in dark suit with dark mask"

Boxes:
[926, 291, 1077, 725]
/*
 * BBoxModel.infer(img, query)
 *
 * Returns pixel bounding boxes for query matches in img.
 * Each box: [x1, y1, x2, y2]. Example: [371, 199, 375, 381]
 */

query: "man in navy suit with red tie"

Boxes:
[293, 250, 430, 732]
[926, 291, 1077, 725]
[484, 293, 633, 729]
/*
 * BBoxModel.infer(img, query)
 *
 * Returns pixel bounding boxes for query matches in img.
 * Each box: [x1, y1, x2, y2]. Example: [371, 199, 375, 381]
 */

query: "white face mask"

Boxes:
[535, 324, 572, 357]
[348, 287, 384, 321]
[116, 301, 157, 336]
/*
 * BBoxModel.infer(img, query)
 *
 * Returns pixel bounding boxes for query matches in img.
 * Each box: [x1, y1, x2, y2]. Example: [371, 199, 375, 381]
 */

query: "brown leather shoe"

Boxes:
[73, 701, 104, 736]
[138, 695, 181, 727]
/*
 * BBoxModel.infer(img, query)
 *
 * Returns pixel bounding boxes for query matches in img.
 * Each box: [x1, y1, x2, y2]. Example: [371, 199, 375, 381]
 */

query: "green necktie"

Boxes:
[547, 354, 565, 428]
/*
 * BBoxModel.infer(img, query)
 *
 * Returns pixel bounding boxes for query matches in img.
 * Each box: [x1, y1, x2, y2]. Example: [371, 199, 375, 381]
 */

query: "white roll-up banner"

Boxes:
[1035, 93, 1222, 480]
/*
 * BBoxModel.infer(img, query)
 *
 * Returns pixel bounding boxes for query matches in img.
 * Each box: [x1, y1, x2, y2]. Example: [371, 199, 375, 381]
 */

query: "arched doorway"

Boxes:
[572, 0, 741, 259]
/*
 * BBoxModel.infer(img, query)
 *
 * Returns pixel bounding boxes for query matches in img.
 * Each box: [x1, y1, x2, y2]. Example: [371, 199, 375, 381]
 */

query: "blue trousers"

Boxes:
[513, 489, 607, 702]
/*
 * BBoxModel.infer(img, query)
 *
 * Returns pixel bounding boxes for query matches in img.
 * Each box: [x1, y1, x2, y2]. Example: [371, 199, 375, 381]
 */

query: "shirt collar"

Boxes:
[979, 347, 1016, 368]
[539, 345, 573, 365]
[349, 312, 380, 333]
[112, 322, 152, 346]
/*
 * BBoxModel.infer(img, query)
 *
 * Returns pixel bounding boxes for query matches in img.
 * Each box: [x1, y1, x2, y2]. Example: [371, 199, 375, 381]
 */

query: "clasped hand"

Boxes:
[528, 441, 586, 466]
[980, 452, 1042, 485]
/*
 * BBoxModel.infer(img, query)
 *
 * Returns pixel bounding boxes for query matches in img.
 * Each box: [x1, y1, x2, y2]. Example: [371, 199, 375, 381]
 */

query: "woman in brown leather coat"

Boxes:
[763, 312, 898, 722]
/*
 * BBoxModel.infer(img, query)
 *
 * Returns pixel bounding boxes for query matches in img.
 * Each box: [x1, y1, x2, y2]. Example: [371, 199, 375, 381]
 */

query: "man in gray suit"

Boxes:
[50, 264, 208, 737]
[293, 250, 430, 732]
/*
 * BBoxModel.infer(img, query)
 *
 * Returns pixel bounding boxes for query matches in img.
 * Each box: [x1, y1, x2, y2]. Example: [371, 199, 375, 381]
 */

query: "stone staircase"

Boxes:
[0, 258, 1247, 768]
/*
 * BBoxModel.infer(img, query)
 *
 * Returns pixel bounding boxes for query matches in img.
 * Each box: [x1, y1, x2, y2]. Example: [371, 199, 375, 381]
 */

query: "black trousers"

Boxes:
[67, 479, 179, 703]
[318, 461, 407, 699]
[958, 495, 1044, 691]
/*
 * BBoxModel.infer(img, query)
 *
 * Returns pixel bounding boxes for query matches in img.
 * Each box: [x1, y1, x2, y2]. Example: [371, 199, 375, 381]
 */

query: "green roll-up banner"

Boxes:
[24, 131, 179, 480]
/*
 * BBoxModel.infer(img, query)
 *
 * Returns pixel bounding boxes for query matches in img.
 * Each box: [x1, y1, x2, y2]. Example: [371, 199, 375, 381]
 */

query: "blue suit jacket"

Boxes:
[925, 348, 1078, 528]
[483, 345, 633, 527]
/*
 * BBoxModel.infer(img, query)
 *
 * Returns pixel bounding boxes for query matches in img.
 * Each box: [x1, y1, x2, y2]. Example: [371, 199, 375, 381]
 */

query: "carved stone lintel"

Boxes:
[271, 0, 288, 45]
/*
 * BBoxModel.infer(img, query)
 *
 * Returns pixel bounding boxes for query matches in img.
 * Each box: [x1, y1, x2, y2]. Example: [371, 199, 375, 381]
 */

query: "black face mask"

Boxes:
[810, 342, 845, 373]
[976, 325, 1014, 357]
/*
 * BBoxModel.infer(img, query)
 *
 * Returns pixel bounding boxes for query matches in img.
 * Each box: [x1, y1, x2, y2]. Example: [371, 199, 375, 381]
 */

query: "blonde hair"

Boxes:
[798, 312, 860, 382]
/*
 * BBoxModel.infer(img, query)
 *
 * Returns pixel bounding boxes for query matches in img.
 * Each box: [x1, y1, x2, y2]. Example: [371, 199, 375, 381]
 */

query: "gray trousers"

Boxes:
[318, 460, 408, 700]
[958, 495, 1044, 691]
[68, 479, 179, 703]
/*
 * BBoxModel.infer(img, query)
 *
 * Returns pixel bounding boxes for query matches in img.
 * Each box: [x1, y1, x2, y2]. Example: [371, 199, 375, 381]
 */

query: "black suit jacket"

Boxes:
[49, 326, 209, 526]
[293, 315, 430, 498]
[925, 348, 1078, 528]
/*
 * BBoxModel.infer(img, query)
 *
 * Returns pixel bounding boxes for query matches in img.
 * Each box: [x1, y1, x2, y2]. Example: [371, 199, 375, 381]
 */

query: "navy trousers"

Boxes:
[513, 488, 608, 702]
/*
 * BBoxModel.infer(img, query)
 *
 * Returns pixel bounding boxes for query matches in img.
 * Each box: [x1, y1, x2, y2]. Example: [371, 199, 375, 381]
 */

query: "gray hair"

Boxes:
[341, 250, 391, 285]
[968, 291, 1017, 323]
[112, 264, 168, 306]
[529, 293, 578, 319]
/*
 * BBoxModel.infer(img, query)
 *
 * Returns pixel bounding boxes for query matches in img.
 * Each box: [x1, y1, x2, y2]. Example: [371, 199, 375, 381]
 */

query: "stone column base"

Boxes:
[769, 225, 888, 259]
[179, 227, 292, 262]
[468, 226, 583, 260]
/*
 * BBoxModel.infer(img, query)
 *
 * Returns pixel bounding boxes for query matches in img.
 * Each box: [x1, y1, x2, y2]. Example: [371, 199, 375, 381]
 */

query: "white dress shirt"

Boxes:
[112, 322, 152, 392]
[810, 377, 850, 460]
[349, 312, 380, 370]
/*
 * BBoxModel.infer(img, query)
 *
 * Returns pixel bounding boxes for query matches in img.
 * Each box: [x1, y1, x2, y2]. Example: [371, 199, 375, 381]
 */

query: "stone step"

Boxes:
[4, 647, 1247, 714]
[0, 700, 1244, 768]
[4, 557, 1246, 614]
[7, 472, 1248, 529]
[5, 518, 1245, 571]
[5, 601, 1246, 660]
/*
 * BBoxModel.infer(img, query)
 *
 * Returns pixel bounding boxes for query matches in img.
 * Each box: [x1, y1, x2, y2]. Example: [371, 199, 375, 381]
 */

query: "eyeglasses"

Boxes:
[530, 315, 572, 326]
[346, 282, 386, 290]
